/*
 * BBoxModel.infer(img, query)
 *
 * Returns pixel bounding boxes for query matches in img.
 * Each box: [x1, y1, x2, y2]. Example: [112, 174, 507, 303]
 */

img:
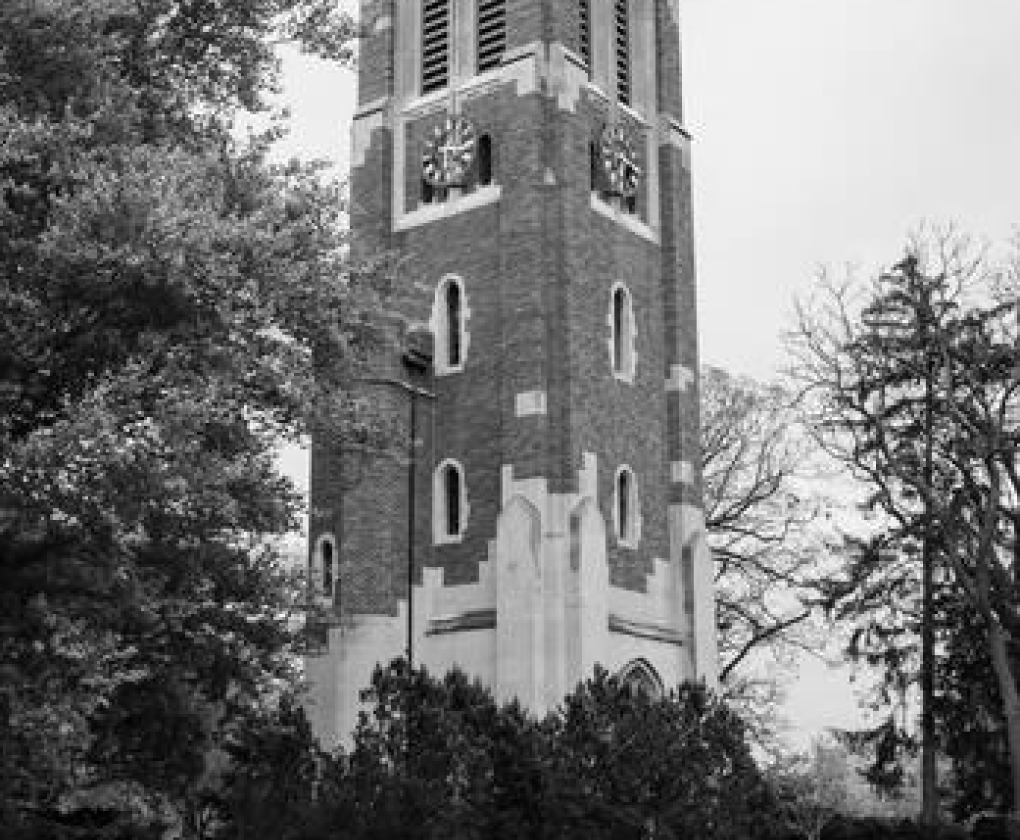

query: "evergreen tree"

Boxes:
[791, 227, 1020, 820]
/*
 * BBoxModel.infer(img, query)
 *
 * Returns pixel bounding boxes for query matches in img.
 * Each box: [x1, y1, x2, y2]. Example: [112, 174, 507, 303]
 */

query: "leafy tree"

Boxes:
[790, 226, 1020, 819]
[0, 0, 387, 834]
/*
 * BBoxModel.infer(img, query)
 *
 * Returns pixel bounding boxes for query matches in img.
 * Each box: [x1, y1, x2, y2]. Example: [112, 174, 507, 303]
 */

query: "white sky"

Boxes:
[686, 0, 1020, 380]
[276, 0, 1020, 747]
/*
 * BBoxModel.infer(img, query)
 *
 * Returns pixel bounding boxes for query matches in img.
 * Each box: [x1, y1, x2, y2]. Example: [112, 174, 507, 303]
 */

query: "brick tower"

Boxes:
[305, 0, 717, 745]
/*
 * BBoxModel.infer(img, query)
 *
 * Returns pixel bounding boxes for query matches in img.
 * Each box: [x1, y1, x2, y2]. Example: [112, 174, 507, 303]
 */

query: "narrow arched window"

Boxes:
[445, 464, 461, 536]
[613, 288, 625, 371]
[609, 283, 635, 380]
[321, 537, 335, 596]
[477, 134, 493, 186]
[615, 465, 639, 546]
[433, 276, 468, 375]
[446, 282, 462, 366]
[590, 141, 599, 194]
[434, 459, 467, 543]
[618, 469, 630, 537]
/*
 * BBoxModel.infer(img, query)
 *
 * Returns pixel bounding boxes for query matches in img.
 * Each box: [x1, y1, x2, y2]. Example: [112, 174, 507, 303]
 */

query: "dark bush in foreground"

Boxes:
[970, 814, 1020, 840]
[820, 815, 969, 840]
[330, 661, 770, 840]
[209, 660, 772, 840]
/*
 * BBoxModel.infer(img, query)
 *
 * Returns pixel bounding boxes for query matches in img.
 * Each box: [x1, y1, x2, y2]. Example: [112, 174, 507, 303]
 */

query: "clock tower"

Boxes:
[305, 0, 717, 745]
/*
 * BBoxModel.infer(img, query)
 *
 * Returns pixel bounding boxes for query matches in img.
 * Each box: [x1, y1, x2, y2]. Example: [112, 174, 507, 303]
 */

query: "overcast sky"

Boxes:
[686, 0, 1020, 380]
[277, 0, 1020, 745]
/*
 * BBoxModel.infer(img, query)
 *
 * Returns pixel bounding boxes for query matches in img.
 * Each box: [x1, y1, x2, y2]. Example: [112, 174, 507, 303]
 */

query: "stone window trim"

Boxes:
[612, 464, 641, 549]
[607, 281, 637, 383]
[433, 458, 470, 544]
[312, 532, 337, 598]
[430, 274, 471, 375]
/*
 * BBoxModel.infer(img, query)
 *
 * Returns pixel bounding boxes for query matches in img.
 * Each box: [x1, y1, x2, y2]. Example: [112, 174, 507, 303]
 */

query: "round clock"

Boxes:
[422, 116, 478, 188]
[599, 124, 642, 198]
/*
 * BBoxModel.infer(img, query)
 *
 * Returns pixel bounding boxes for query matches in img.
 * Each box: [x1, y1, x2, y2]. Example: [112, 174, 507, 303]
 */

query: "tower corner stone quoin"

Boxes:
[305, 0, 717, 746]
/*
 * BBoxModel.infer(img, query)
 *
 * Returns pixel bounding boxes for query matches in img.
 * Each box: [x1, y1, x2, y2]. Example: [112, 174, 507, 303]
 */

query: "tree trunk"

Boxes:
[987, 616, 1020, 816]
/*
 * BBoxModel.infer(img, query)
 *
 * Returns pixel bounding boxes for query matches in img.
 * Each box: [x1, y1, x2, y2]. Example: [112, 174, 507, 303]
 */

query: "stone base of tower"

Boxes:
[304, 453, 717, 747]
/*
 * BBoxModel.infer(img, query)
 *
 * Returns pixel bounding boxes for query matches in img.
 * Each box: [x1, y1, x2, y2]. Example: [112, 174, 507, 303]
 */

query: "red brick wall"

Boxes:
[311, 0, 699, 612]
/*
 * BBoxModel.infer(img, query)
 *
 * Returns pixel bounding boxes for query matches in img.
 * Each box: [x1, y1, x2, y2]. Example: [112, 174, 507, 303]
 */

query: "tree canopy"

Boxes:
[0, 0, 388, 834]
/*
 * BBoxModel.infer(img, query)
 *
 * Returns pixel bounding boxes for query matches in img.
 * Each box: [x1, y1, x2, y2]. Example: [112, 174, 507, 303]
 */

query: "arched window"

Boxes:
[434, 459, 468, 543]
[445, 464, 461, 535]
[618, 468, 631, 535]
[477, 134, 493, 187]
[312, 534, 337, 600]
[614, 465, 640, 547]
[446, 282, 462, 366]
[432, 276, 469, 375]
[609, 283, 636, 381]
[321, 537, 335, 596]
[590, 141, 599, 194]
[619, 659, 663, 701]
[613, 287, 625, 368]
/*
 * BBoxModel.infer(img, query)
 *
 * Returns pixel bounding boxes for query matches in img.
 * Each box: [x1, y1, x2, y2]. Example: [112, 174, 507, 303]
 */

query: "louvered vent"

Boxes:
[477, 0, 506, 74]
[579, 0, 590, 68]
[422, 0, 450, 94]
[615, 0, 630, 105]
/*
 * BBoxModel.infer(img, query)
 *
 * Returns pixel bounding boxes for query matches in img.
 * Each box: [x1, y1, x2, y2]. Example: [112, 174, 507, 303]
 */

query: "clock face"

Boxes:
[422, 116, 477, 187]
[599, 124, 642, 198]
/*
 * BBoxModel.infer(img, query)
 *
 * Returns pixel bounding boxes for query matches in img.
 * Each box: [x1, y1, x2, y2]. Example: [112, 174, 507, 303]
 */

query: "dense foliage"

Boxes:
[0, 0, 391, 834]
[207, 661, 778, 840]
